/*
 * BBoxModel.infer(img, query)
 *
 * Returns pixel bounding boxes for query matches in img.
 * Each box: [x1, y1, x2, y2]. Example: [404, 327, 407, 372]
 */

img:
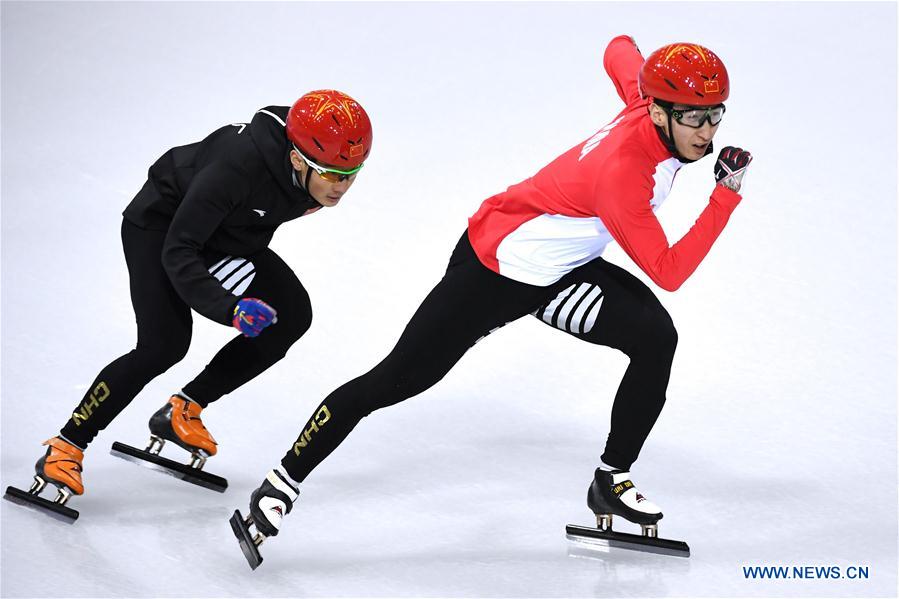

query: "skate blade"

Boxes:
[3, 486, 79, 523]
[110, 442, 228, 492]
[565, 524, 690, 558]
[230, 509, 263, 570]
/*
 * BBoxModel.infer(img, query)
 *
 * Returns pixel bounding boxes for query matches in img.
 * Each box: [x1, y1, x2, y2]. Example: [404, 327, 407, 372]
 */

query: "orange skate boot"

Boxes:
[3, 436, 84, 522]
[109, 394, 227, 492]
[147, 394, 218, 465]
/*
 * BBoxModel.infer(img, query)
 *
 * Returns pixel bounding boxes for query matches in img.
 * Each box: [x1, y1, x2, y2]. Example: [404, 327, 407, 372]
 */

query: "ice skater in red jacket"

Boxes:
[230, 36, 752, 567]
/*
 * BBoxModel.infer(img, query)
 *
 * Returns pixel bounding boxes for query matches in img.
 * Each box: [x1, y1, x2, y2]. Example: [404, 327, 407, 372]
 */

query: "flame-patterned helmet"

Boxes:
[286, 90, 372, 169]
[639, 43, 729, 106]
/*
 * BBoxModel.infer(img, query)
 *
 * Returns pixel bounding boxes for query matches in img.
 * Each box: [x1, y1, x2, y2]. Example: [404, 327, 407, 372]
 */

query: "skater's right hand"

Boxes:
[232, 298, 277, 337]
[714, 146, 753, 194]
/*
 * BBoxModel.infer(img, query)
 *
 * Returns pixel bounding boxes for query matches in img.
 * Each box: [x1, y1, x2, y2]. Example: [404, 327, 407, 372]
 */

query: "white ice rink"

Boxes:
[2, 2, 897, 597]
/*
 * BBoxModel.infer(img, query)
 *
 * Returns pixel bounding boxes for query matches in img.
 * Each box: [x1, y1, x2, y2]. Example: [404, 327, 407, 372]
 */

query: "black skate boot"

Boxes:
[110, 395, 227, 492]
[566, 468, 690, 557]
[230, 469, 299, 570]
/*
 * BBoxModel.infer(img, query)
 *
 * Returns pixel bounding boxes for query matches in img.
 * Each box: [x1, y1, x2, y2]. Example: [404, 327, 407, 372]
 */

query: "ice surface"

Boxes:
[2, 2, 896, 597]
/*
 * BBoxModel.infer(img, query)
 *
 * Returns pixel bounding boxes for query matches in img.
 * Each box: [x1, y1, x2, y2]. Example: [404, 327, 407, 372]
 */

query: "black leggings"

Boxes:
[280, 230, 676, 481]
[60, 219, 313, 448]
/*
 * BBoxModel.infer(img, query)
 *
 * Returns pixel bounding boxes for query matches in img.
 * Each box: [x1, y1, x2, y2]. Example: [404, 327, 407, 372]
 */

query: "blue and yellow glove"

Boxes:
[232, 298, 277, 338]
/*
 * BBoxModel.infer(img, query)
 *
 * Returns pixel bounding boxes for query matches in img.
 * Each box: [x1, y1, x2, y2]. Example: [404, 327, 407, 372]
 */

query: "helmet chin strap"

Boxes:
[304, 167, 314, 194]
[657, 113, 693, 164]
[290, 160, 324, 207]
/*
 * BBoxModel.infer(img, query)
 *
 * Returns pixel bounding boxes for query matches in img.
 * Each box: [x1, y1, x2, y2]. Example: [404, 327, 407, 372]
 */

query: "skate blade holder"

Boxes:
[148, 435, 210, 470]
[230, 509, 265, 570]
[146, 435, 209, 470]
[3, 476, 79, 523]
[566, 514, 690, 558]
[110, 441, 227, 492]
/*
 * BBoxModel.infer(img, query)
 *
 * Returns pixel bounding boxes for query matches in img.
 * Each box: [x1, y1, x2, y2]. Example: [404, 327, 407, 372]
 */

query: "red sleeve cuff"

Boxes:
[711, 184, 743, 211]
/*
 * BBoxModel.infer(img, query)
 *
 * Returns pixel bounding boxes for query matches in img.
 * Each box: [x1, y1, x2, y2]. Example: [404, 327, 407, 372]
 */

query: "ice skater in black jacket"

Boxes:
[5, 90, 373, 516]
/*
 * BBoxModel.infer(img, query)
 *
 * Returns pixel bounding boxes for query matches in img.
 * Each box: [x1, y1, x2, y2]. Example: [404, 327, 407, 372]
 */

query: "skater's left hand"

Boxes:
[714, 146, 752, 194]
[232, 298, 277, 337]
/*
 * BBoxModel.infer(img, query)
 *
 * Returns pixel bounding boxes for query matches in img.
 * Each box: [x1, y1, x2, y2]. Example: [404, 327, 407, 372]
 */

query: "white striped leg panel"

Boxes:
[208, 256, 256, 296]
[534, 283, 604, 335]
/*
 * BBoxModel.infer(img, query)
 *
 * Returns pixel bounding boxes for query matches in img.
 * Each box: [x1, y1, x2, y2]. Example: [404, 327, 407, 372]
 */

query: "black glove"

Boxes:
[714, 146, 752, 193]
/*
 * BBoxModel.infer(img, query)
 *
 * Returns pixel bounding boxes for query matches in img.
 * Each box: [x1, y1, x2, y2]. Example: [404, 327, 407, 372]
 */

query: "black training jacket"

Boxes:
[123, 106, 321, 325]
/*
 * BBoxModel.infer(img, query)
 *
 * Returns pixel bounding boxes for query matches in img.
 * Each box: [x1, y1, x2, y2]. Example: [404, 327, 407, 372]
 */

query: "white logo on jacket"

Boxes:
[579, 115, 625, 162]
[253, 209, 266, 217]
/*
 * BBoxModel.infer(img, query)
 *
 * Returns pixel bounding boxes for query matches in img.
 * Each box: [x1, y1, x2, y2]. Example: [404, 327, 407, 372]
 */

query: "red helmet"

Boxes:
[639, 43, 729, 106]
[286, 90, 372, 169]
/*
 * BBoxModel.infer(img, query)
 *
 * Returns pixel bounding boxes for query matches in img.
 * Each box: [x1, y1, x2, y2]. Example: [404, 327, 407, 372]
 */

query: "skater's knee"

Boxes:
[629, 303, 677, 356]
[274, 294, 313, 346]
[322, 352, 446, 422]
[371, 368, 437, 411]
[285, 303, 313, 343]
[137, 333, 191, 374]
[652, 310, 677, 352]
[351, 361, 426, 415]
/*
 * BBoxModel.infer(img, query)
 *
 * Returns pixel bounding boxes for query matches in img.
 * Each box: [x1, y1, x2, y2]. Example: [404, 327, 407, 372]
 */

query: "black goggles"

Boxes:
[664, 104, 726, 128]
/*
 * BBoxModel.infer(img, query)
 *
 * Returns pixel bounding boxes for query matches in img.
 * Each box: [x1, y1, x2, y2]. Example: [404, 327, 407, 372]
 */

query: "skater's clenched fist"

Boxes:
[232, 298, 278, 337]
[714, 146, 753, 194]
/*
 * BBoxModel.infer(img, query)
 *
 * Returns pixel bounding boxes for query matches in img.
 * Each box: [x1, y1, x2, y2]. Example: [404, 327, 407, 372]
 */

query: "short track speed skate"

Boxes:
[566, 468, 689, 557]
[230, 510, 265, 570]
[4, 437, 84, 522]
[110, 395, 227, 492]
[231, 469, 299, 570]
